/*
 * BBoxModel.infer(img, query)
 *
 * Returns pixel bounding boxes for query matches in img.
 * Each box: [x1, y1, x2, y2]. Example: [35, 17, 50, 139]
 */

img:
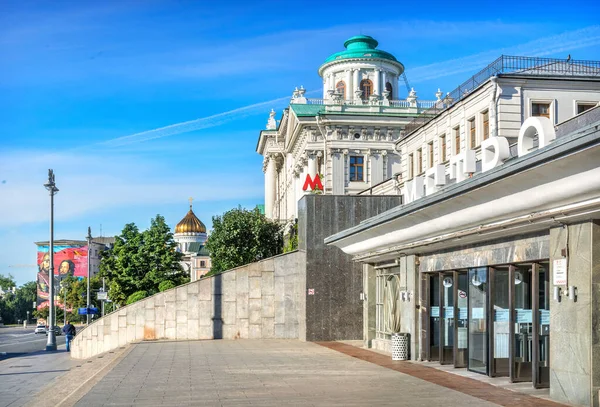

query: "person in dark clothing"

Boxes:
[62, 320, 76, 351]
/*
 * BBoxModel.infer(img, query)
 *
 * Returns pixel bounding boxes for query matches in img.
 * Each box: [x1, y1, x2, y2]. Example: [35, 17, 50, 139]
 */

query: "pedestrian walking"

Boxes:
[62, 320, 76, 352]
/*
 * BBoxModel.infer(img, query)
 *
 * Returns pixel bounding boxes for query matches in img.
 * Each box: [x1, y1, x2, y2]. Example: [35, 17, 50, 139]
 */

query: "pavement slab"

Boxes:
[74, 340, 501, 406]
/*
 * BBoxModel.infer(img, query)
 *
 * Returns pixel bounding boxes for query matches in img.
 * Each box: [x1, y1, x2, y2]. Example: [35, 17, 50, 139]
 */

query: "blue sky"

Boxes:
[1, 0, 599, 285]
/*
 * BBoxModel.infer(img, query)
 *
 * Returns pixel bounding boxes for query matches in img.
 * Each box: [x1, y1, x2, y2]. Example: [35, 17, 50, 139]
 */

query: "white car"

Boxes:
[34, 324, 46, 334]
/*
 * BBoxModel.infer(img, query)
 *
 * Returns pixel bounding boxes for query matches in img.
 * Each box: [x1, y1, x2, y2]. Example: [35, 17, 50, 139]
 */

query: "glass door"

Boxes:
[429, 274, 440, 361]
[468, 267, 488, 374]
[440, 273, 454, 364]
[492, 267, 510, 376]
[454, 271, 468, 368]
[535, 263, 550, 388]
[511, 265, 533, 382]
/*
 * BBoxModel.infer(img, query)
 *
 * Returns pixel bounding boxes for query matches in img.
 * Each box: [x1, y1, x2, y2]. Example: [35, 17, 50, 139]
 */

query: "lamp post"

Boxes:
[44, 169, 58, 351]
[86, 227, 92, 325]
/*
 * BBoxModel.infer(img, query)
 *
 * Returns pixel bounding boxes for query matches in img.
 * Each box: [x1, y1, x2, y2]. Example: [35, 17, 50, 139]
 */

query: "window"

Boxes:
[349, 156, 364, 181]
[482, 110, 489, 140]
[416, 148, 423, 174]
[453, 126, 460, 155]
[408, 154, 414, 179]
[336, 81, 346, 99]
[428, 142, 434, 168]
[439, 134, 447, 162]
[200, 261, 206, 268]
[577, 103, 596, 114]
[532, 102, 550, 118]
[385, 82, 393, 100]
[360, 79, 373, 100]
[468, 118, 476, 149]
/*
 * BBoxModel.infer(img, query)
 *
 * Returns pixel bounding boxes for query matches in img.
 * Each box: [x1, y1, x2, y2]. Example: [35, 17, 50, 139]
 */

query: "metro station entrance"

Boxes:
[425, 262, 550, 388]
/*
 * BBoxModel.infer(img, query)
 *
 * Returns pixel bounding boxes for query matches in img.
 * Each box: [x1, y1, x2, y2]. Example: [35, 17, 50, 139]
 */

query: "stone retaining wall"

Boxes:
[71, 251, 306, 359]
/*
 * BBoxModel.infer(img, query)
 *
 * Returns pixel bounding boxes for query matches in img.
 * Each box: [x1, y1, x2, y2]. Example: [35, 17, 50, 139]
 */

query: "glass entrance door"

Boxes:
[429, 274, 440, 361]
[511, 265, 532, 382]
[454, 272, 468, 368]
[440, 273, 454, 364]
[535, 263, 550, 388]
[468, 267, 488, 374]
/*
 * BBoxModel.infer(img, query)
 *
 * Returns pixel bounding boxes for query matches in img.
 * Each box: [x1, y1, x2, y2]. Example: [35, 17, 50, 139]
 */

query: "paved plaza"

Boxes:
[74, 340, 499, 407]
[1, 339, 569, 407]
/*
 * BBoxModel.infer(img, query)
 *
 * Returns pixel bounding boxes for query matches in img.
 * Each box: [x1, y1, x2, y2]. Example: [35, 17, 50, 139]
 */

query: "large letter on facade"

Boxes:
[403, 176, 424, 204]
[481, 136, 510, 172]
[517, 116, 556, 157]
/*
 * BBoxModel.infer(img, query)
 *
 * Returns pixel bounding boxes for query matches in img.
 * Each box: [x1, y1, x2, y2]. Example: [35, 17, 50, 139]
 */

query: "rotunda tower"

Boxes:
[318, 35, 405, 102]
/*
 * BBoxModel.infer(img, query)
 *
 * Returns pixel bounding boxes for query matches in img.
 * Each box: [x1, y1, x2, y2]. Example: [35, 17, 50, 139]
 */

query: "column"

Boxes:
[307, 153, 317, 177]
[353, 69, 359, 101]
[374, 69, 380, 96]
[345, 70, 351, 101]
[264, 155, 276, 219]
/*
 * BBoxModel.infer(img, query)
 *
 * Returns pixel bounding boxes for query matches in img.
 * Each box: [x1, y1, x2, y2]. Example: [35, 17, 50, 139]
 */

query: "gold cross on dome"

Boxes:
[189, 197, 193, 208]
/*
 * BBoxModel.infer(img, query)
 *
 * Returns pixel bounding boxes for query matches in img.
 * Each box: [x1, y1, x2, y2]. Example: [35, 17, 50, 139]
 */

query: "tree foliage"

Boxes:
[158, 280, 176, 292]
[100, 215, 188, 306]
[205, 207, 283, 273]
[0, 278, 37, 324]
[126, 290, 148, 305]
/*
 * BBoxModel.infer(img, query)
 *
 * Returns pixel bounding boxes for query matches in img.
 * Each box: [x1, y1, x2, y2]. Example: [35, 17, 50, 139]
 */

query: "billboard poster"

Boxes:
[37, 244, 88, 310]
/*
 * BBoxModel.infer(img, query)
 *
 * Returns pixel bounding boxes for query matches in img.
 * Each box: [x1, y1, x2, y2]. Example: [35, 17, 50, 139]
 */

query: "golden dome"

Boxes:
[175, 204, 206, 234]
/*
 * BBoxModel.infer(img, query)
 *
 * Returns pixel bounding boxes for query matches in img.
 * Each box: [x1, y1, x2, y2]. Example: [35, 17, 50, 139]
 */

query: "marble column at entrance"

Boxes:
[264, 155, 277, 219]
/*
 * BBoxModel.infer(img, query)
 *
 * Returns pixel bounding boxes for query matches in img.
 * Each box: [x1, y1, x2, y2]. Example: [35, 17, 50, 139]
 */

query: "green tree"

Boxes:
[100, 215, 188, 306]
[0, 273, 16, 290]
[0, 279, 36, 324]
[206, 207, 283, 273]
[126, 290, 148, 305]
[158, 280, 176, 292]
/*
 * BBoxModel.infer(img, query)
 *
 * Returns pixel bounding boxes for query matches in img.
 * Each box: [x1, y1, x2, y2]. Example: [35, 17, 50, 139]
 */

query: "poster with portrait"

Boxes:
[36, 244, 88, 310]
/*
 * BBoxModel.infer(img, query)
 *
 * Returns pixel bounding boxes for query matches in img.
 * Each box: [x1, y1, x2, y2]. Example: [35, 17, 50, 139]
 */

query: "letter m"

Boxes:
[302, 174, 323, 191]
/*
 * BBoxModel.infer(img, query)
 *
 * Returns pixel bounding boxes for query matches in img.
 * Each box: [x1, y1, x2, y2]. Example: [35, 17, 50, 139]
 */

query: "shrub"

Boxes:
[126, 290, 148, 305]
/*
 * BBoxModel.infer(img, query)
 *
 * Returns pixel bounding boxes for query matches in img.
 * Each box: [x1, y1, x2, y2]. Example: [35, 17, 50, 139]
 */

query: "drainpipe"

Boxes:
[490, 76, 500, 138]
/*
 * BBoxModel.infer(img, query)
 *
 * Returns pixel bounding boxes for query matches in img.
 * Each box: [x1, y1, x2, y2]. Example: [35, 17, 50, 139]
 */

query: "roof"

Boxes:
[289, 103, 423, 118]
[188, 242, 210, 256]
[322, 36, 398, 65]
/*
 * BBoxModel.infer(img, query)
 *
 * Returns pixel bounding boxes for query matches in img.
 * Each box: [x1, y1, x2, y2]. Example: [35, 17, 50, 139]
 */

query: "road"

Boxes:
[0, 325, 66, 359]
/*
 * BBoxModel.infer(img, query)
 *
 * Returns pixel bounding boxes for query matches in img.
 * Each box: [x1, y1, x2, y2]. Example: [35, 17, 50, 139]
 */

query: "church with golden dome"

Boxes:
[174, 198, 211, 281]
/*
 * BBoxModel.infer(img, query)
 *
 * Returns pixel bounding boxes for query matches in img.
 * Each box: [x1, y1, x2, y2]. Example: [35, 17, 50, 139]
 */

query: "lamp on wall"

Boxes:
[471, 270, 483, 287]
[514, 271, 523, 285]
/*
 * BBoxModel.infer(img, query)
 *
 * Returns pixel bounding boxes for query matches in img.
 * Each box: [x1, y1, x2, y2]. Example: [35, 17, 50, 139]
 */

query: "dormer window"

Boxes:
[336, 81, 346, 99]
[360, 79, 373, 100]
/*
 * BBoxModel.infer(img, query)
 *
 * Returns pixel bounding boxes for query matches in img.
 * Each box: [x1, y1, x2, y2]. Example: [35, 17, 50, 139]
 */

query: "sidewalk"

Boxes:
[0, 344, 75, 407]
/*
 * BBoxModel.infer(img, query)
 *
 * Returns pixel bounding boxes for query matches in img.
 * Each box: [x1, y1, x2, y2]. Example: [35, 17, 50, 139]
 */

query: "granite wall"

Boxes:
[71, 251, 306, 360]
[549, 222, 593, 406]
[298, 195, 402, 341]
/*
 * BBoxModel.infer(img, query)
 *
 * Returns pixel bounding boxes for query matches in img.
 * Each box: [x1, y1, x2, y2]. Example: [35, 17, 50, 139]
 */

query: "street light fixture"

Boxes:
[44, 169, 58, 351]
[86, 227, 92, 325]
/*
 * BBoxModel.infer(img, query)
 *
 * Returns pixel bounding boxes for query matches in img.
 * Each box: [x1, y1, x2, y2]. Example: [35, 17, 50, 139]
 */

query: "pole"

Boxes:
[87, 227, 92, 325]
[44, 169, 58, 351]
[62, 280, 66, 327]
[101, 278, 105, 317]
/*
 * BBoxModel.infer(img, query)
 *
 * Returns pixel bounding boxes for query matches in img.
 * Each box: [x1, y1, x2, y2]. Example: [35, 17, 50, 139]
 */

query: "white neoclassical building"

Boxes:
[257, 35, 439, 226]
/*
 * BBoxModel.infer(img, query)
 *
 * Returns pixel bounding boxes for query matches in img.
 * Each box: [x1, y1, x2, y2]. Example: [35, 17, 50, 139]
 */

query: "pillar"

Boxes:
[374, 69, 380, 96]
[264, 155, 276, 219]
[353, 69, 360, 101]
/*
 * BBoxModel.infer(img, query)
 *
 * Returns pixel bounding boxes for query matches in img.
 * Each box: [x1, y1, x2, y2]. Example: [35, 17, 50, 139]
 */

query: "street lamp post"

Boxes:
[44, 169, 58, 351]
[86, 227, 92, 325]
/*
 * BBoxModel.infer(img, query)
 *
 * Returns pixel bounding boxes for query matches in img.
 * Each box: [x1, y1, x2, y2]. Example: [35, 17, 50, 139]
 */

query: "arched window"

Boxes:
[336, 81, 346, 99]
[360, 79, 373, 100]
[385, 82, 393, 100]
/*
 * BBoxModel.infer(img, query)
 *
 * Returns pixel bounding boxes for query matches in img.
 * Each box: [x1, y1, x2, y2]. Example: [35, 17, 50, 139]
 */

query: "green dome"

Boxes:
[322, 35, 398, 64]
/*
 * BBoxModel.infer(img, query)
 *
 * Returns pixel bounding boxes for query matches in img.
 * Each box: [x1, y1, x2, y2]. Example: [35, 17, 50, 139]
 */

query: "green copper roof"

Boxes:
[322, 35, 398, 64]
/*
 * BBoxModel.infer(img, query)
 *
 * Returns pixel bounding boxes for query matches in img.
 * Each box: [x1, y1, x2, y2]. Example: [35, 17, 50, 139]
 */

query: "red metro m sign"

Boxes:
[302, 174, 323, 192]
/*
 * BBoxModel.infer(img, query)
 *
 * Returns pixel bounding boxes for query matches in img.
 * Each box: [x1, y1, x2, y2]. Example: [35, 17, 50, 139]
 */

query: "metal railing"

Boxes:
[403, 55, 600, 136]
[304, 98, 437, 109]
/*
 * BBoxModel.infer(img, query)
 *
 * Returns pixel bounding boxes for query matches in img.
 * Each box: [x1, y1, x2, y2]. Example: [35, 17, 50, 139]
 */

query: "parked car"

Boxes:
[34, 324, 46, 334]
[45, 326, 61, 336]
